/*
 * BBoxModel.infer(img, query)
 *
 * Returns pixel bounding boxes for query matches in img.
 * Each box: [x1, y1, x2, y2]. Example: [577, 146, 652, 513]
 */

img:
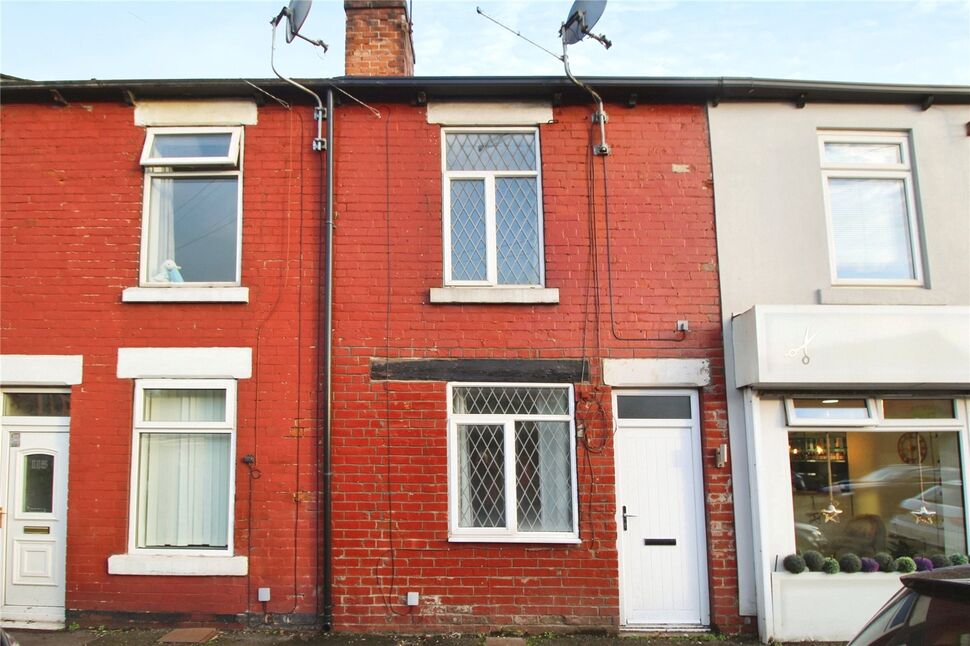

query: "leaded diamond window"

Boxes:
[442, 129, 543, 286]
[448, 384, 578, 542]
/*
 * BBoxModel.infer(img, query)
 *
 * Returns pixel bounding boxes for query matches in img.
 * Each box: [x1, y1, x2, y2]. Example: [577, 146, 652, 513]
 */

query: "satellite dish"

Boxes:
[561, 0, 607, 45]
[286, 0, 312, 43]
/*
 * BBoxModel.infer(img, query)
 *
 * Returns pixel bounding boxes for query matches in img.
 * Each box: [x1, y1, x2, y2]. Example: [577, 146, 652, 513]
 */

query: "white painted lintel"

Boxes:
[603, 358, 711, 388]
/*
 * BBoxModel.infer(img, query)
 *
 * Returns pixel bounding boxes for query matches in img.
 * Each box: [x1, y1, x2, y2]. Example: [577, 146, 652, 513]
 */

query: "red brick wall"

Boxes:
[344, 0, 414, 76]
[329, 102, 745, 633]
[0, 101, 322, 623]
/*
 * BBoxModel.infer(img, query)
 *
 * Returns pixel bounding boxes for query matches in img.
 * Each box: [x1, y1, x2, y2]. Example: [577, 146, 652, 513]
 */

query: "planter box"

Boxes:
[770, 571, 903, 642]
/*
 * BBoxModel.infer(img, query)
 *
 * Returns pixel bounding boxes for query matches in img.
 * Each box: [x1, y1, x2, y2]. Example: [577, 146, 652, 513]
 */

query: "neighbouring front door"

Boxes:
[1, 391, 70, 628]
[614, 390, 709, 627]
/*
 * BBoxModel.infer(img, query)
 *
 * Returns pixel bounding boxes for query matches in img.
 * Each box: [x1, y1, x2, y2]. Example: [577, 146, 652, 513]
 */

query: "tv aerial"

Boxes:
[477, 1, 613, 155]
[269, 0, 328, 151]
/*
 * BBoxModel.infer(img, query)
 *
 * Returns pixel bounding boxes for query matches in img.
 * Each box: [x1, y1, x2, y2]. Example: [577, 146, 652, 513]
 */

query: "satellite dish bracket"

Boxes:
[559, 0, 613, 156]
[270, 3, 328, 152]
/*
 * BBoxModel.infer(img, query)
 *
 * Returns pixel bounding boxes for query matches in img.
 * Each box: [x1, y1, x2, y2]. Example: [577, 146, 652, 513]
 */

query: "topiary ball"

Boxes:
[875, 552, 897, 573]
[803, 550, 825, 572]
[914, 556, 934, 572]
[896, 556, 917, 573]
[837, 553, 862, 573]
[783, 553, 806, 574]
[861, 557, 879, 573]
[929, 554, 950, 569]
[821, 557, 840, 574]
[950, 554, 970, 566]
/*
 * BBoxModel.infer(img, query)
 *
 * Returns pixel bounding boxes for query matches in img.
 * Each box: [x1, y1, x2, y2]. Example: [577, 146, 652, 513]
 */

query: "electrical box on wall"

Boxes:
[406, 591, 419, 606]
[258, 587, 271, 602]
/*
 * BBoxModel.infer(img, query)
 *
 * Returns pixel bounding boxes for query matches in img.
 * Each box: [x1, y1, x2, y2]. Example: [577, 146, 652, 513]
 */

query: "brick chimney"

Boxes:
[344, 0, 415, 76]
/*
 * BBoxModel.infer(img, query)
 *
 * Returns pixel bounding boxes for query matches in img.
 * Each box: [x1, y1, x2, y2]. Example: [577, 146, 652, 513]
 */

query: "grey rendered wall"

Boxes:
[707, 101, 970, 616]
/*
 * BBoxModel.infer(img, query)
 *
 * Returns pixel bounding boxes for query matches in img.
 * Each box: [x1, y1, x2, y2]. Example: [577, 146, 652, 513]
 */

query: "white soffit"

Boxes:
[0, 355, 84, 386]
[427, 101, 554, 125]
[603, 358, 712, 387]
[134, 100, 258, 126]
[117, 347, 252, 379]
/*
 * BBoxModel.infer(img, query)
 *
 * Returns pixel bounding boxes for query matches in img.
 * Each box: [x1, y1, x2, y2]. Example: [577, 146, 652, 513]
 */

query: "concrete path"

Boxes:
[5, 628, 835, 646]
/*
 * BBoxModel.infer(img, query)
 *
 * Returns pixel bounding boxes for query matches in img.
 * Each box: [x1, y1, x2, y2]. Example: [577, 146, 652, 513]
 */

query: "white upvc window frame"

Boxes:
[446, 382, 579, 544]
[784, 396, 878, 427]
[818, 130, 924, 287]
[137, 126, 244, 288]
[441, 127, 545, 288]
[877, 397, 963, 428]
[126, 378, 237, 557]
[140, 126, 242, 167]
[0, 387, 72, 427]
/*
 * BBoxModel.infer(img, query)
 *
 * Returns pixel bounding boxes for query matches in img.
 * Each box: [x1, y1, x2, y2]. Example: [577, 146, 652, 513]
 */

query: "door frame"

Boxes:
[613, 388, 710, 628]
[0, 387, 71, 629]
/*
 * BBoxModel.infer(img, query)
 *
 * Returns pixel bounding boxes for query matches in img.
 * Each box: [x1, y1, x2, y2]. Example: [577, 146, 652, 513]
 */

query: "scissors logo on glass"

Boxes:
[787, 328, 816, 365]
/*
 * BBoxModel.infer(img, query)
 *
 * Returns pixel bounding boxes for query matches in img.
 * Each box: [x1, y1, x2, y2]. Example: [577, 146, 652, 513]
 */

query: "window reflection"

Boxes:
[790, 431, 966, 558]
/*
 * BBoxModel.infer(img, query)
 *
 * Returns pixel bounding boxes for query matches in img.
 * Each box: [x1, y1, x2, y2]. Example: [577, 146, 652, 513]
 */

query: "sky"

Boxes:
[1, 0, 968, 86]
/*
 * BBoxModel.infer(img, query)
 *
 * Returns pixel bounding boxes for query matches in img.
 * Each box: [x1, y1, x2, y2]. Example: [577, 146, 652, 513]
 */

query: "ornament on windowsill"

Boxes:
[152, 259, 184, 283]
[911, 504, 937, 525]
[820, 502, 843, 523]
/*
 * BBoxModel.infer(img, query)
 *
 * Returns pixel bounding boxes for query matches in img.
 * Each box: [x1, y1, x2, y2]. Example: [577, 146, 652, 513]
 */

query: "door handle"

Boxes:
[621, 505, 638, 531]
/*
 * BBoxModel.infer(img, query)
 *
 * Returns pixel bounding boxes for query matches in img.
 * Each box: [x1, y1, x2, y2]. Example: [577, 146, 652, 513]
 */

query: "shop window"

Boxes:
[785, 397, 876, 426]
[882, 399, 956, 420]
[789, 429, 966, 559]
[447, 384, 578, 542]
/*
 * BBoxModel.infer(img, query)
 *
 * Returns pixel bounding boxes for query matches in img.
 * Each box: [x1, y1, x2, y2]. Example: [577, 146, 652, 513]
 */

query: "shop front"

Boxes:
[733, 305, 970, 642]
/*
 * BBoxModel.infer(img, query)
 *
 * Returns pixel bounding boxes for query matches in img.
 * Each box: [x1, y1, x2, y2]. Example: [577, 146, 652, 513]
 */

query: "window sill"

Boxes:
[448, 534, 580, 544]
[430, 287, 559, 304]
[817, 287, 945, 306]
[107, 554, 248, 576]
[122, 287, 249, 303]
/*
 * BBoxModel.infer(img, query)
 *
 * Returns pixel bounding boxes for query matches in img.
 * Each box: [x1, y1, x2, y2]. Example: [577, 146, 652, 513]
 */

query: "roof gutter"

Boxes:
[2, 76, 967, 106]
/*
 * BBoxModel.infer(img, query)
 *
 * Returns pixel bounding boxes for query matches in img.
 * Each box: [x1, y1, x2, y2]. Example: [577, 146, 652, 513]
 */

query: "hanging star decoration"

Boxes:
[820, 502, 843, 523]
[819, 433, 842, 523]
[911, 504, 937, 525]
[911, 432, 937, 526]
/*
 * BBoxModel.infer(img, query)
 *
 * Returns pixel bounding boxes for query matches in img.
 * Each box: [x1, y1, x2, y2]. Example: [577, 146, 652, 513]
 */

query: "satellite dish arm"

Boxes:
[562, 39, 610, 155]
[270, 17, 326, 152]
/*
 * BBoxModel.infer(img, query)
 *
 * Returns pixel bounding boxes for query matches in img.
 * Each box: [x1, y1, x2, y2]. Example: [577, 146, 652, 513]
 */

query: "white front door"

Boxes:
[1, 401, 70, 628]
[614, 390, 709, 627]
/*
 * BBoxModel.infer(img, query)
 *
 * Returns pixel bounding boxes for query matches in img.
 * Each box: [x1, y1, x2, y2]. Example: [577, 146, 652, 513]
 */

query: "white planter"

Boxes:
[770, 571, 903, 642]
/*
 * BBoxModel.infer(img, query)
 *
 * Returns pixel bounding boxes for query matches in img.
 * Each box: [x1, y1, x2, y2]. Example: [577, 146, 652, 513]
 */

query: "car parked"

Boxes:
[848, 564, 970, 645]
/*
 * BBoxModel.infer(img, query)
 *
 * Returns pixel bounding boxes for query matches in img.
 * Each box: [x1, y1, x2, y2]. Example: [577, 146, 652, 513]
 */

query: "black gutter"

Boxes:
[2, 76, 968, 106]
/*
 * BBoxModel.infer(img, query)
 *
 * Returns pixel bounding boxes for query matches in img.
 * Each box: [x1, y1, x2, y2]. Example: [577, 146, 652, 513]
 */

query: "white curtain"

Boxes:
[137, 432, 230, 549]
[143, 388, 225, 423]
[147, 178, 176, 281]
[136, 388, 230, 549]
[536, 421, 571, 532]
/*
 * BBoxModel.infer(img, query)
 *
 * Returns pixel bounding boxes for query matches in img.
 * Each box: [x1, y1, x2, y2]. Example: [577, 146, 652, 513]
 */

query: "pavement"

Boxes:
[2, 627, 838, 646]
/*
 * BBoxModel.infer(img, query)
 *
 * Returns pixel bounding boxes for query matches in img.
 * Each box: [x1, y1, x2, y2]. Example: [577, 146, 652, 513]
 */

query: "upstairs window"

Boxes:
[819, 132, 923, 284]
[442, 129, 544, 287]
[139, 127, 243, 286]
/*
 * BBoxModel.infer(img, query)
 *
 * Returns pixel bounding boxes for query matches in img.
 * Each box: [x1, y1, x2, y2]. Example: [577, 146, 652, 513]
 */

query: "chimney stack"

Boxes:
[344, 0, 415, 77]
